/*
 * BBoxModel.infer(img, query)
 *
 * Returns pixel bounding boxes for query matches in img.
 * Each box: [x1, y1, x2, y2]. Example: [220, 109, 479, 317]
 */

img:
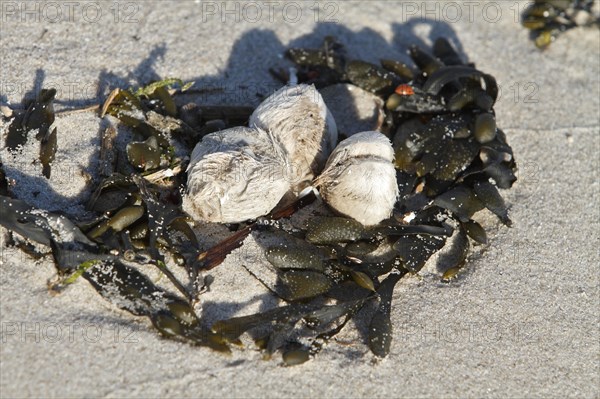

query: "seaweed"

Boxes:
[0, 194, 228, 352]
[368, 272, 404, 357]
[521, 0, 599, 48]
[5, 88, 58, 178]
[0, 162, 9, 196]
[264, 35, 519, 359]
[1, 33, 520, 365]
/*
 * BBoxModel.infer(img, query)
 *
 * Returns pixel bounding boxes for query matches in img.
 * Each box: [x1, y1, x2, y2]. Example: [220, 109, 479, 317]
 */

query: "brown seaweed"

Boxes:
[0, 194, 227, 351]
[0, 162, 9, 196]
[1, 32, 521, 364]
[6, 89, 58, 178]
[521, 0, 599, 49]
[368, 272, 403, 357]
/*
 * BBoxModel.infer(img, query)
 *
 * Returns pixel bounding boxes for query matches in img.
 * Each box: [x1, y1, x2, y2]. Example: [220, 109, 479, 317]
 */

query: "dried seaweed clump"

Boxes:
[1, 80, 243, 352]
[1, 35, 519, 365]
[521, 0, 599, 48]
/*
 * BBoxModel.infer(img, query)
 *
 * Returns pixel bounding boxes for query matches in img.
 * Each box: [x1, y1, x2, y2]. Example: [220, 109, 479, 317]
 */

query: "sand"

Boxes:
[1, 1, 599, 397]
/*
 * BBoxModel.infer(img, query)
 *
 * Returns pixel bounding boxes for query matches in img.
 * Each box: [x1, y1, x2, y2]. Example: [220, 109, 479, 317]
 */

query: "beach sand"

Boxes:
[1, 1, 599, 397]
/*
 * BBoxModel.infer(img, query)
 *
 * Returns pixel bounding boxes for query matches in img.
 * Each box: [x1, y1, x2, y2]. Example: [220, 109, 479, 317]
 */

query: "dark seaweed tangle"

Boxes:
[1, 81, 236, 352]
[1, 36, 518, 365]
[243, 36, 518, 361]
[521, 0, 599, 48]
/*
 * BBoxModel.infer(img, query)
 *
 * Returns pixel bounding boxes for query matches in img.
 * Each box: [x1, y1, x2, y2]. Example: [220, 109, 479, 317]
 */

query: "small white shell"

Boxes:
[183, 127, 291, 223]
[314, 131, 398, 226]
[250, 84, 337, 191]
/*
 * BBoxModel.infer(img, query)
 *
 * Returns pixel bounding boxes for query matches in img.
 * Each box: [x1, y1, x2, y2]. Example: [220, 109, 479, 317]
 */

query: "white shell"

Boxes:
[250, 84, 337, 191]
[183, 127, 291, 223]
[314, 131, 398, 226]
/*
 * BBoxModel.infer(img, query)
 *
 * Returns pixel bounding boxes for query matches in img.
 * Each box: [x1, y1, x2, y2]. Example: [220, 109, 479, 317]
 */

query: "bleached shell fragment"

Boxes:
[314, 131, 398, 226]
[183, 126, 292, 223]
[249, 84, 337, 190]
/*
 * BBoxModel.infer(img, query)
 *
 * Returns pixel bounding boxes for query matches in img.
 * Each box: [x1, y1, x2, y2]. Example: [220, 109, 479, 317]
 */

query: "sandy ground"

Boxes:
[1, 1, 599, 398]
